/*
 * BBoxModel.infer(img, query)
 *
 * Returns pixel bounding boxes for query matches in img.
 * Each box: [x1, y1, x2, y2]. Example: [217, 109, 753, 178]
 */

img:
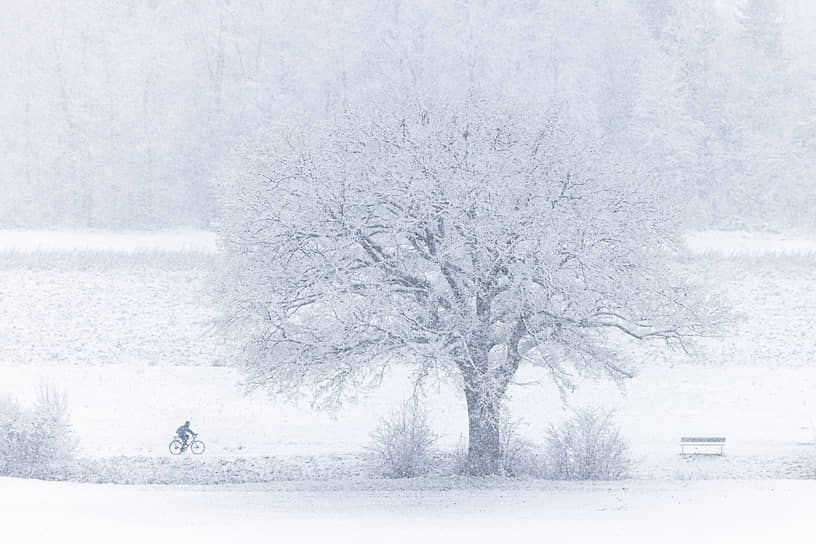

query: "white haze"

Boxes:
[1, 0, 815, 230]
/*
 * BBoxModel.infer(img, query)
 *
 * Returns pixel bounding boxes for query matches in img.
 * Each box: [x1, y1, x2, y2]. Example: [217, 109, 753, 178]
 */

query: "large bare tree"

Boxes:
[218, 100, 712, 475]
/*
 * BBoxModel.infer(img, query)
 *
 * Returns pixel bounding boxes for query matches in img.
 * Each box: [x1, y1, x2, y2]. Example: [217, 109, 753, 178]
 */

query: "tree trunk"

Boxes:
[459, 317, 522, 475]
[464, 385, 503, 476]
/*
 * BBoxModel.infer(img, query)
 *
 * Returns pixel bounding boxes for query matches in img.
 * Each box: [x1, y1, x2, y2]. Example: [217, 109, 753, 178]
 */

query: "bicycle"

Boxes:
[169, 432, 205, 455]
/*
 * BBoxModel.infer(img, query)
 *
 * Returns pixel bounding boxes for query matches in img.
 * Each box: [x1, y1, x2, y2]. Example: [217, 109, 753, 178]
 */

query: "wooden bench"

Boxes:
[680, 437, 725, 456]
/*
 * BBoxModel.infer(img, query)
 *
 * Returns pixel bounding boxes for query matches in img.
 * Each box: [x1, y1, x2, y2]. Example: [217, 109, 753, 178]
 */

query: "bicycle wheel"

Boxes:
[169, 439, 184, 455]
[190, 440, 205, 455]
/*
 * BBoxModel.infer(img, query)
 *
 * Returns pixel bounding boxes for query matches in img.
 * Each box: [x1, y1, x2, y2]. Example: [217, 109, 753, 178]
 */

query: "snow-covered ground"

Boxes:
[0, 229, 218, 253]
[1, 363, 814, 478]
[0, 268, 224, 367]
[3, 229, 816, 536]
[4, 477, 816, 543]
[2, 230, 816, 478]
[686, 230, 816, 255]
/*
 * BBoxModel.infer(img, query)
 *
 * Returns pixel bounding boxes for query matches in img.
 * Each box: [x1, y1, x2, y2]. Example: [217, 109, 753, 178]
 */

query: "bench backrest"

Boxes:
[680, 437, 725, 443]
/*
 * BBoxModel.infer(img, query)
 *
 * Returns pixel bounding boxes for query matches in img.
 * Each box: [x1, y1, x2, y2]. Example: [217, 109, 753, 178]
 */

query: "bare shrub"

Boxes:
[0, 386, 76, 478]
[32, 386, 76, 468]
[369, 400, 438, 478]
[499, 414, 543, 477]
[544, 407, 631, 480]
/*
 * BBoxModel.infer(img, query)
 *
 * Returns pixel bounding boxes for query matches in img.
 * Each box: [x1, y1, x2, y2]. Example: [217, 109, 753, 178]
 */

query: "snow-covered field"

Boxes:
[686, 230, 816, 256]
[1, 363, 815, 479]
[3, 229, 816, 538]
[0, 229, 218, 254]
[0, 268, 224, 367]
[5, 477, 816, 543]
[2, 230, 816, 477]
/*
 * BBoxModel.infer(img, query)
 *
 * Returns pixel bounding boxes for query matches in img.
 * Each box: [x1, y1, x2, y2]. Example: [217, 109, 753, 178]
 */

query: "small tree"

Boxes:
[218, 99, 714, 475]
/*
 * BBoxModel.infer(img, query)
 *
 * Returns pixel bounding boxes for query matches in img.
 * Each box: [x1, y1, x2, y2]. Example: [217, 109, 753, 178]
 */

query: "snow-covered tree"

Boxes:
[218, 99, 714, 475]
[738, 0, 784, 57]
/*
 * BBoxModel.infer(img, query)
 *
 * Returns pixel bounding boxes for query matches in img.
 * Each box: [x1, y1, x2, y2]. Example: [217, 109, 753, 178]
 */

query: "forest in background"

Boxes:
[1, 0, 813, 230]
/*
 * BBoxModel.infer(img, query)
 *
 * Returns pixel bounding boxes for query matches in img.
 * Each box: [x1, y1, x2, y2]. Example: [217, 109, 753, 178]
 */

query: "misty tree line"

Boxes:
[2, 0, 814, 230]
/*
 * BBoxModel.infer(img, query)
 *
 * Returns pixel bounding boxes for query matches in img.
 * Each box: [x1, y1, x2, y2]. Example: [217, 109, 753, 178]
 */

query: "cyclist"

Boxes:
[175, 420, 197, 449]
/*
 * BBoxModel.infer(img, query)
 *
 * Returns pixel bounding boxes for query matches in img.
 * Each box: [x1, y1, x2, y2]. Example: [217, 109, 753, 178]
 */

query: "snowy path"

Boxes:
[3, 477, 816, 543]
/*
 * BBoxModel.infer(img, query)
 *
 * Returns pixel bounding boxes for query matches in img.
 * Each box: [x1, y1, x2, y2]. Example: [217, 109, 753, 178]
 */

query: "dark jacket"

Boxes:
[176, 423, 194, 437]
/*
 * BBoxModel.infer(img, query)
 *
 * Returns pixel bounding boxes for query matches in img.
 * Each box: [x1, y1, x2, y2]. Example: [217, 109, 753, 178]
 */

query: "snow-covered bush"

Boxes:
[544, 407, 631, 480]
[369, 400, 438, 478]
[498, 415, 543, 477]
[0, 387, 76, 478]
